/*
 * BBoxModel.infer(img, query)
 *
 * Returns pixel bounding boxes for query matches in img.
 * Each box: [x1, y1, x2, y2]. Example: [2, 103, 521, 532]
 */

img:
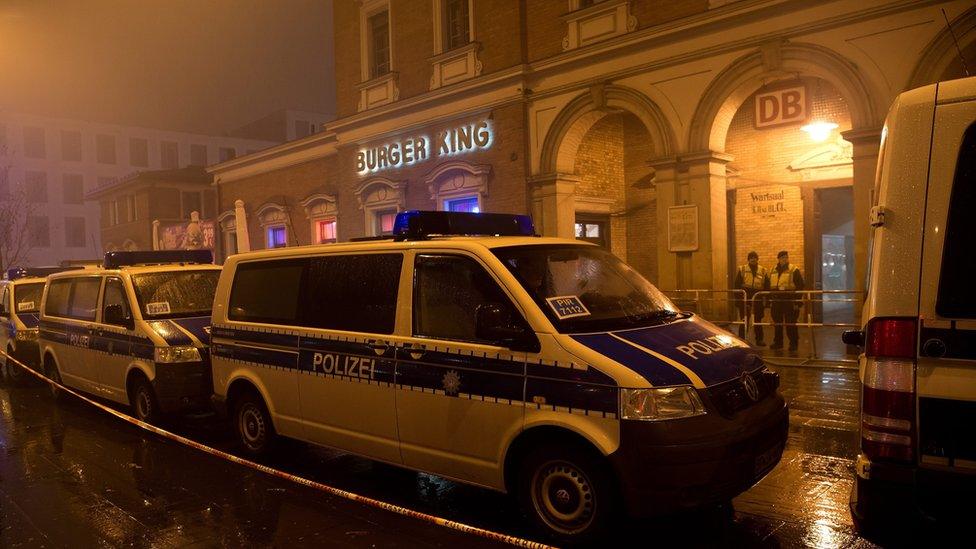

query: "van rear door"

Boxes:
[916, 79, 976, 476]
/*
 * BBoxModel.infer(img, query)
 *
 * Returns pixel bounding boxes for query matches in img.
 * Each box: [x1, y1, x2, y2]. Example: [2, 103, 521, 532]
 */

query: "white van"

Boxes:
[844, 76, 976, 531]
[39, 251, 221, 422]
[210, 210, 788, 543]
[1, 266, 81, 381]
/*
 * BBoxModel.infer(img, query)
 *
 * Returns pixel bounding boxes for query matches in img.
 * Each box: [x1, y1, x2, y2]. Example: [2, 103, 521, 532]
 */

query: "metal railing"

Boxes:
[663, 289, 865, 365]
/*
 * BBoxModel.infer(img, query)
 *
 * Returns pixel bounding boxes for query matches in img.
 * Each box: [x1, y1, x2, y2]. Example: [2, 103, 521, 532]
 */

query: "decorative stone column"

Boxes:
[234, 199, 251, 253]
[528, 173, 580, 238]
[649, 152, 733, 297]
[841, 127, 882, 294]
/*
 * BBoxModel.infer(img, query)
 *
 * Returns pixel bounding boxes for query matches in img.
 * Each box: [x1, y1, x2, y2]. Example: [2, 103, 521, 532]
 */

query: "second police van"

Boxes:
[211, 211, 789, 543]
[39, 250, 221, 422]
[0, 266, 81, 382]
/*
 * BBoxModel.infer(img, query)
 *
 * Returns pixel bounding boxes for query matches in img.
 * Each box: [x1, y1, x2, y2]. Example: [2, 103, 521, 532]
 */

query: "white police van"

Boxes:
[210, 211, 788, 543]
[39, 250, 221, 423]
[1, 266, 82, 382]
[844, 76, 976, 532]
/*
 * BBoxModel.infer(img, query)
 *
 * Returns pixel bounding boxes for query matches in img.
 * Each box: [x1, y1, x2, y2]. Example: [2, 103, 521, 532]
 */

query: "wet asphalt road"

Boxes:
[0, 364, 875, 548]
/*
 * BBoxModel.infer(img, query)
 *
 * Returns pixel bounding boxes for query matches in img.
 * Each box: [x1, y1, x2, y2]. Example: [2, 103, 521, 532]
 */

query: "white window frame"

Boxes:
[217, 210, 238, 259]
[425, 161, 490, 212]
[562, 0, 636, 51]
[429, 0, 480, 90]
[301, 193, 339, 244]
[257, 202, 289, 248]
[355, 178, 405, 237]
[357, 0, 399, 111]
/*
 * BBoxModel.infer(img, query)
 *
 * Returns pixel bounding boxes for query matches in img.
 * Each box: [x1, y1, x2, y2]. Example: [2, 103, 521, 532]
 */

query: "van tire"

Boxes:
[129, 377, 161, 424]
[45, 359, 65, 401]
[234, 391, 275, 456]
[517, 443, 617, 545]
[4, 346, 24, 384]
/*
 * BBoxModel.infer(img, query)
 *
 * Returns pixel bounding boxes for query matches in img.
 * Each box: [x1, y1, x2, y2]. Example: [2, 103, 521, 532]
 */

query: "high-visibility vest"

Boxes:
[770, 264, 799, 291]
[738, 265, 768, 290]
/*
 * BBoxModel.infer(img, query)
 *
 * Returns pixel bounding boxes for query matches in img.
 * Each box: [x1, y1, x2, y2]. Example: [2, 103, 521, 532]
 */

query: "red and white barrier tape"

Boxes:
[0, 352, 555, 549]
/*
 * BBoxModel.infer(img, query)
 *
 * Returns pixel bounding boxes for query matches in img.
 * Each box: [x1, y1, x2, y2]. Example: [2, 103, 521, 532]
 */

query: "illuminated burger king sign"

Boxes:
[356, 119, 493, 175]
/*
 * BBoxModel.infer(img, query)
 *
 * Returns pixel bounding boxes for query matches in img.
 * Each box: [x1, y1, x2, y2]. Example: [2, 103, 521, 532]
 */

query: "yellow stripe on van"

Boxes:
[607, 333, 707, 389]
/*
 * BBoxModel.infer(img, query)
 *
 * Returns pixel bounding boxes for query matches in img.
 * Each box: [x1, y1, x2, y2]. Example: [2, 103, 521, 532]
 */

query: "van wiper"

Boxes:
[625, 309, 679, 325]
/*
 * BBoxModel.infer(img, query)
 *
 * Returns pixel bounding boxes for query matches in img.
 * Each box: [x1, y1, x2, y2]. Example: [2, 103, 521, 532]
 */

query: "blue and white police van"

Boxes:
[1, 266, 82, 382]
[38, 250, 221, 422]
[210, 211, 788, 543]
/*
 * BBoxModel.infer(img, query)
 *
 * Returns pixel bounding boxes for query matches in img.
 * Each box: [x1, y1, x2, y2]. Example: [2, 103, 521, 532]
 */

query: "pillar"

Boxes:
[234, 199, 251, 253]
[649, 152, 733, 295]
[528, 173, 580, 238]
[841, 127, 882, 294]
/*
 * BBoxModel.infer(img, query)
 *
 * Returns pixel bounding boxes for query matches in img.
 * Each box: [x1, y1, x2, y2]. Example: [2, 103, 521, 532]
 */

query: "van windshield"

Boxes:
[13, 283, 44, 314]
[132, 270, 219, 319]
[492, 244, 678, 333]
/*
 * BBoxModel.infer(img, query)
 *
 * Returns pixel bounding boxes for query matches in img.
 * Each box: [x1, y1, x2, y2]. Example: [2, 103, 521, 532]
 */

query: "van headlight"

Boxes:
[16, 328, 39, 341]
[155, 346, 202, 363]
[620, 386, 706, 421]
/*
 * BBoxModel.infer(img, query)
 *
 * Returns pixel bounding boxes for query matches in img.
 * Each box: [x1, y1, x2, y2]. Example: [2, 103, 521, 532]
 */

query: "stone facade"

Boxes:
[211, 0, 976, 295]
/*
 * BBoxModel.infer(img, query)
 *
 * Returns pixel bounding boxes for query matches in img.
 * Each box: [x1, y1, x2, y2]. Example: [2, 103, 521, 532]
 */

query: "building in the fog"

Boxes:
[210, 0, 976, 297]
[0, 112, 278, 268]
[86, 166, 219, 253]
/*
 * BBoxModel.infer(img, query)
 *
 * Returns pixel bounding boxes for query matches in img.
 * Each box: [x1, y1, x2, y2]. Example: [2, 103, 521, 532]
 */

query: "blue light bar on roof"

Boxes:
[392, 210, 536, 239]
[104, 250, 214, 269]
[4, 266, 83, 280]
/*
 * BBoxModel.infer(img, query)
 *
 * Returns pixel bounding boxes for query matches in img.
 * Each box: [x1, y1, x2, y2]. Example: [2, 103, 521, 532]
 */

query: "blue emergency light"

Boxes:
[103, 250, 214, 269]
[4, 266, 83, 280]
[391, 211, 536, 240]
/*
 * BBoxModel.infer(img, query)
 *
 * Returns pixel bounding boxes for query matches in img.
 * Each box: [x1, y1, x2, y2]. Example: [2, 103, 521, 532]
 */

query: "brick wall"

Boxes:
[475, 0, 524, 72]
[572, 112, 659, 282]
[631, 0, 708, 30]
[392, 0, 435, 104]
[725, 77, 852, 185]
[574, 114, 627, 258]
[333, 0, 361, 120]
[622, 113, 657, 282]
[733, 185, 804, 275]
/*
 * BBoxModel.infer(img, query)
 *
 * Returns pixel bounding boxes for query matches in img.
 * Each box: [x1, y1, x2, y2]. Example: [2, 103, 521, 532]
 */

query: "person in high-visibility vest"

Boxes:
[733, 251, 769, 346]
[769, 250, 805, 351]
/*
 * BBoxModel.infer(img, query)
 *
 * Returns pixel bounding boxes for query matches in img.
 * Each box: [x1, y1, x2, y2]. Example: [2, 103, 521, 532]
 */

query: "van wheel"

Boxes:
[4, 347, 24, 384]
[235, 391, 275, 455]
[130, 378, 161, 424]
[518, 444, 617, 545]
[45, 360, 65, 401]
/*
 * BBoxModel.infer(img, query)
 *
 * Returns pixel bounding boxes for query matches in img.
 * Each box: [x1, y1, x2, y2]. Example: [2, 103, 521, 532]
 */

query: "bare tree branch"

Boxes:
[0, 144, 38, 271]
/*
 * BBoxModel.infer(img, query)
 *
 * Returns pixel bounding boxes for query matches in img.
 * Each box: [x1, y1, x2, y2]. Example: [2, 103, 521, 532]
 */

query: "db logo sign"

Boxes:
[754, 85, 808, 129]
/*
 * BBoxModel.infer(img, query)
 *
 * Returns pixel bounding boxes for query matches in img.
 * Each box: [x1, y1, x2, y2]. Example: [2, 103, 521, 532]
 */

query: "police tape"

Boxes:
[0, 352, 556, 549]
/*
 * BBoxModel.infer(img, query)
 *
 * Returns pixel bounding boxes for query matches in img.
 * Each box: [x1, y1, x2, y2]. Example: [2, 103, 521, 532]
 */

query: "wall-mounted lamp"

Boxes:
[801, 121, 838, 142]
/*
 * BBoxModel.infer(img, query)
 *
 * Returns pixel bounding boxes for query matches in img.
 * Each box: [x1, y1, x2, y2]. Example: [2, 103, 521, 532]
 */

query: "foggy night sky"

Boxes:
[0, 0, 335, 135]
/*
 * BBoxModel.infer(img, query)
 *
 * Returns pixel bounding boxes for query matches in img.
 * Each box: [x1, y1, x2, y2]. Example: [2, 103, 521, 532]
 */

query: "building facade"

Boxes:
[0, 112, 277, 268]
[87, 167, 218, 253]
[210, 0, 976, 297]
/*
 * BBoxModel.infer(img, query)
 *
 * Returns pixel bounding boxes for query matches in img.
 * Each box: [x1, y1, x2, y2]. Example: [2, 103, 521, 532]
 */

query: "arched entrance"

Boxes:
[908, 7, 976, 88]
[689, 42, 885, 294]
[535, 84, 675, 282]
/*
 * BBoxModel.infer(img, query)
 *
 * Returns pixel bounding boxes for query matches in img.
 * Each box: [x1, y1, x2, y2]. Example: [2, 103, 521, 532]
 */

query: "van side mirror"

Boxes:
[842, 330, 864, 347]
[104, 304, 133, 329]
[475, 303, 540, 353]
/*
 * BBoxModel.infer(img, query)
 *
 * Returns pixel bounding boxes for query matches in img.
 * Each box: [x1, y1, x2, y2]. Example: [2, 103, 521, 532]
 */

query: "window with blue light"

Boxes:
[445, 196, 480, 213]
[267, 225, 287, 248]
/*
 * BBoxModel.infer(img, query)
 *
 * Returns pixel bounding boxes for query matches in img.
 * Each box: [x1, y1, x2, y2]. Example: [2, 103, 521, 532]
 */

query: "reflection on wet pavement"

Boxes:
[0, 365, 875, 548]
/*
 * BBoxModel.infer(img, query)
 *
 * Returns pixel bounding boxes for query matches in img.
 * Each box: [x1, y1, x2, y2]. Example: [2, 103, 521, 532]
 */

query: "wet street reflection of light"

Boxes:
[0, 364, 880, 547]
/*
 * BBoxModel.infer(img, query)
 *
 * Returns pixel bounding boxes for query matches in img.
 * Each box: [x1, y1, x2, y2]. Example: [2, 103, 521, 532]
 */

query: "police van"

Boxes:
[1, 266, 82, 382]
[843, 76, 976, 531]
[38, 250, 221, 423]
[210, 210, 788, 542]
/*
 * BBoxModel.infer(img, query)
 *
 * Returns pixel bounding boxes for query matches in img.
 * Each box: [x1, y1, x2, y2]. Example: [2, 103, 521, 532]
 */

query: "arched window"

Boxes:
[257, 202, 289, 248]
[425, 161, 490, 212]
[301, 193, 339, 244]
[355, 178, 405, 236]
[217, 210, 238, 261]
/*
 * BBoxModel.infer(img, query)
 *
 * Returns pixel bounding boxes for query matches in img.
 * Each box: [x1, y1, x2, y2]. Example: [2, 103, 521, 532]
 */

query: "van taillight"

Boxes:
[861, 318, 917, 462]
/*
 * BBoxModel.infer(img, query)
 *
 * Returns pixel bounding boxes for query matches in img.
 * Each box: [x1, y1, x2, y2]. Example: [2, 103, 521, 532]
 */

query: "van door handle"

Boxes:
[402, 342, 427, 359]
[367, 339, 390, 355]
